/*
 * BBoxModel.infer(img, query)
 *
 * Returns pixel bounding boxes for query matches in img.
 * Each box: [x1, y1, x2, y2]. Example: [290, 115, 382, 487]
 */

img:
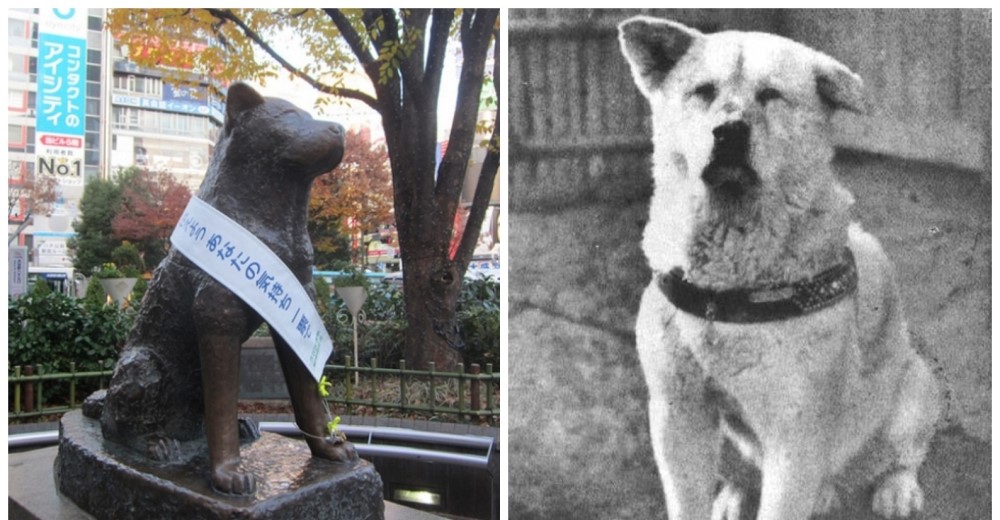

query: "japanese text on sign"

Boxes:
[170, 197, 333, 381]
[37, 33, 86, 135]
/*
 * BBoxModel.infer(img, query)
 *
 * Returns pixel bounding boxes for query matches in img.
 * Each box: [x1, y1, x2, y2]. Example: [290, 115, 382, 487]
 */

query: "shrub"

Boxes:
[331, 268, 370, 290]
[29, 276, 53, 297]
[82, 276, 108, 307]
[314, 276, 331, 316]
[9, 291, 133, 404]
[321, 275, 499, 371]
[457, 275, 500, 369]
[324, 279, 406, 368]
[111, 241, 145, 274]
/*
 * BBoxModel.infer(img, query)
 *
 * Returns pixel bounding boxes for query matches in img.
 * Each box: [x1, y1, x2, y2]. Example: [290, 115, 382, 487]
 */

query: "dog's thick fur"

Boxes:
[619, 17, 939, 519]
[98, 83, 356, 495]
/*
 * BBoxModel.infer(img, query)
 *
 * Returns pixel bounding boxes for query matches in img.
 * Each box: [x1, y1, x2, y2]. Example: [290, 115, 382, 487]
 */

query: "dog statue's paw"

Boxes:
[310, 435, 360, 464]
[237, 416, 261, 443]
[146, 435, 181, 462]
[211, 463, 257, 496]
[872, 470, 924, 518]
[711, 483, 744, 520]
[813, 481, 841, 515]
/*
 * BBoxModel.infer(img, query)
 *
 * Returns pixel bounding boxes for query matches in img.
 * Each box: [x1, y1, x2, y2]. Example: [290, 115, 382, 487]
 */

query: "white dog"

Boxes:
[618, 17, 939, 520]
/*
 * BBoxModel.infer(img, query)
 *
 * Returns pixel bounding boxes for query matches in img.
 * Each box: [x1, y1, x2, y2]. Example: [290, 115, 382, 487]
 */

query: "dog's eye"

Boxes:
[692, 83, 717, 103]
[756, 87, 783, 105]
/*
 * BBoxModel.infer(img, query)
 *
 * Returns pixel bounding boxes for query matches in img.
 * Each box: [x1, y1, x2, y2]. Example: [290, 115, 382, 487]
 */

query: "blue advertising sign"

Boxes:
[36, 8, 88, 187]
[112, 85, 225, 123]
[36, 32, 87, 136]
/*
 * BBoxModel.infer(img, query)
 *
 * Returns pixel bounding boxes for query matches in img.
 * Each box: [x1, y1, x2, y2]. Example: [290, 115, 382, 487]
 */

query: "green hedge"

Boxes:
[457, 275, 500, 369]
[8, 291, 133, 374]
[9, 290, 133, 407]
[323, 276, 500, 370]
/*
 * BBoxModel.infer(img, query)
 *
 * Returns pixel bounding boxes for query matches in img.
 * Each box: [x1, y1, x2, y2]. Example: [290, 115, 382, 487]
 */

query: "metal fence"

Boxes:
[8, 360, 501, 424]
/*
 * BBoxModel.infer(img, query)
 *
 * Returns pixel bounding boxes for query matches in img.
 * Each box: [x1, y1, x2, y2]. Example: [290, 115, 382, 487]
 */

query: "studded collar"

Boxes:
[659, 248, 858, 323]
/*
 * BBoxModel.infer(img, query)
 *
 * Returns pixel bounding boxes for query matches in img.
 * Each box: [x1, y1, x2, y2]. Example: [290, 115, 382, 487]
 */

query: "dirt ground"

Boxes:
[508, 152, 990, 518]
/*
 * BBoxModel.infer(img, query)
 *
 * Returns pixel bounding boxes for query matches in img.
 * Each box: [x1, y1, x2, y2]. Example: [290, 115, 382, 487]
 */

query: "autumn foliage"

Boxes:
[111, 169, 192, 259]
[7, 164, 58, 244]
[309, 128, 394, 265]
[106, 9, 499, 370]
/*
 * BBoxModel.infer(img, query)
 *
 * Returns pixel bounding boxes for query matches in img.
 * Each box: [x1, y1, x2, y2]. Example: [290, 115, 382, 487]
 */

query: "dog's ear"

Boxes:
[225, 82, 266, 134]
[619, 16, 703, 97]
[814, 57, 870, 115]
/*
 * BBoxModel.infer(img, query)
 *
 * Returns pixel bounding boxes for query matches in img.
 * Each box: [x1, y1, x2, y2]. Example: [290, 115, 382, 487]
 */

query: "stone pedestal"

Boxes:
[55, 411, 384, 520]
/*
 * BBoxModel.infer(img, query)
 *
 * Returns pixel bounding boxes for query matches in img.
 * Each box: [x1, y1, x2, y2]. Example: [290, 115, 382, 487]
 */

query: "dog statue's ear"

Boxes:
[225, 82, 266, 134]
[619, 16, 703, 97]
[814, 57, 870, 115]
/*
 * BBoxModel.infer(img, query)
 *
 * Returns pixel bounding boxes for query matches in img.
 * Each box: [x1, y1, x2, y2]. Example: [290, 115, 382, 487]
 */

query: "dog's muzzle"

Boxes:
[702, 120, 759, 195]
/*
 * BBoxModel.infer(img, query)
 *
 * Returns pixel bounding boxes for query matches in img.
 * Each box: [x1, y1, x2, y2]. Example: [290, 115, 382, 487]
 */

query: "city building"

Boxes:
[108, 38, 224, 191]
[8, 8, 106, 266]
[9, 9, 499, 280]
[7, 8, 223, 269]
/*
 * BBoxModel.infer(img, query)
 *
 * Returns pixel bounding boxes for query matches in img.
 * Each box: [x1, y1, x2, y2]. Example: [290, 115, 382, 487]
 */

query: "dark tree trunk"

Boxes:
[400, 254, 464, 369]
[328, 8, 499, 371]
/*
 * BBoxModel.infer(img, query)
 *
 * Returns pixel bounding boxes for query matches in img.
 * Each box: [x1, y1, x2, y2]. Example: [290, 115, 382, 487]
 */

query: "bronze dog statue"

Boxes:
[90, 82, 357, 495]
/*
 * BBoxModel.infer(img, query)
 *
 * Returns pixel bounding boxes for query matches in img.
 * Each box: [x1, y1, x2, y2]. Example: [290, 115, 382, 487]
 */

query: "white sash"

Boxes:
[169, 196, 333, 381]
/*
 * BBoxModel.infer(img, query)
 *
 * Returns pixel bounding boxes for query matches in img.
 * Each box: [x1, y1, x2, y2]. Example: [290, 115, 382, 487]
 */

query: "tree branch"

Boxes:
[452, 126, 499, 275]
[326, 7, 397, 119]
[422, 9, 454, 112]
[453, 27, 500, 274]
[206, 9, 379, 110]
[324, 8, 376, 68]
[378, 8, 399, 49]
[398, 9, 429, 104]
[433, 10, 497, 208]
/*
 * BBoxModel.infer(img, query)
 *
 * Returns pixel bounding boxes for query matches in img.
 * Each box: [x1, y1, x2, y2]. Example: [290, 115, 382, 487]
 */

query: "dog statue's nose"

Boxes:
[713, 120, 751, 147]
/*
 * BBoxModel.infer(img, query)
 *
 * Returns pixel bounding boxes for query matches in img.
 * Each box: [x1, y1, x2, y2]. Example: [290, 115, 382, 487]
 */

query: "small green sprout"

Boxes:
[326, 416, 341, 436]
[315, 375, 345, 441]
[318, 375, 332, 398]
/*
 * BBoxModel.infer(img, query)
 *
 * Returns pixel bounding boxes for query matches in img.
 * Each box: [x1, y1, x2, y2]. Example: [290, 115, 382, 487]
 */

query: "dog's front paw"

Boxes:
[309, 436, 360, 464]
[711, 483, 744, 520]
[237, 417, 261, 443]
[211, 463, 257, 496]
[872, 470, 924, 518]
[146, 435, 181, 462]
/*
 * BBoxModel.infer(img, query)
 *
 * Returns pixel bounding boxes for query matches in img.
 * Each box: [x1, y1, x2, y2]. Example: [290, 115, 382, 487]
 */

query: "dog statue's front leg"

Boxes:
[273, 331, 358, 464]
[637, 284, 720, 519]
[193, 284, 256, 496]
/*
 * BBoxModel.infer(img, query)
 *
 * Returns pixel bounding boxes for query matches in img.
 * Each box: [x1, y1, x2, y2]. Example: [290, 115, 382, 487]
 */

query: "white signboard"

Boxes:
[9, 246, 29, 296]
[170, 197, 333, 381]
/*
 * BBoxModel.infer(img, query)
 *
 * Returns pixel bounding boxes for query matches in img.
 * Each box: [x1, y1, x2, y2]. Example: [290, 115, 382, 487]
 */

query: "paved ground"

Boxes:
[508, 152, 991, 518]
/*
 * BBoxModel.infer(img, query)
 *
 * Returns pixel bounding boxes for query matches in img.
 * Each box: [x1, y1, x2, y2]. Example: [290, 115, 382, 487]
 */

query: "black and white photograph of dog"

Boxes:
[508, 9, 989, 520]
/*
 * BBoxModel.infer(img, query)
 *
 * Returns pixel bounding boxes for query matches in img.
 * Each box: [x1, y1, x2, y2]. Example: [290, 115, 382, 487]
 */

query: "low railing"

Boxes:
[8, 363, 113, 420]
[333, 356, 499, 423]
[9, 359, 501, 424]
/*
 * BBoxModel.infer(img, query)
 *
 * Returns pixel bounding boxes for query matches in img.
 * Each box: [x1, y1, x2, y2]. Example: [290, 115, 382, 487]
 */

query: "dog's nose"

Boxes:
[703, 119, 758, 192]
[712, 120, 751, 149]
